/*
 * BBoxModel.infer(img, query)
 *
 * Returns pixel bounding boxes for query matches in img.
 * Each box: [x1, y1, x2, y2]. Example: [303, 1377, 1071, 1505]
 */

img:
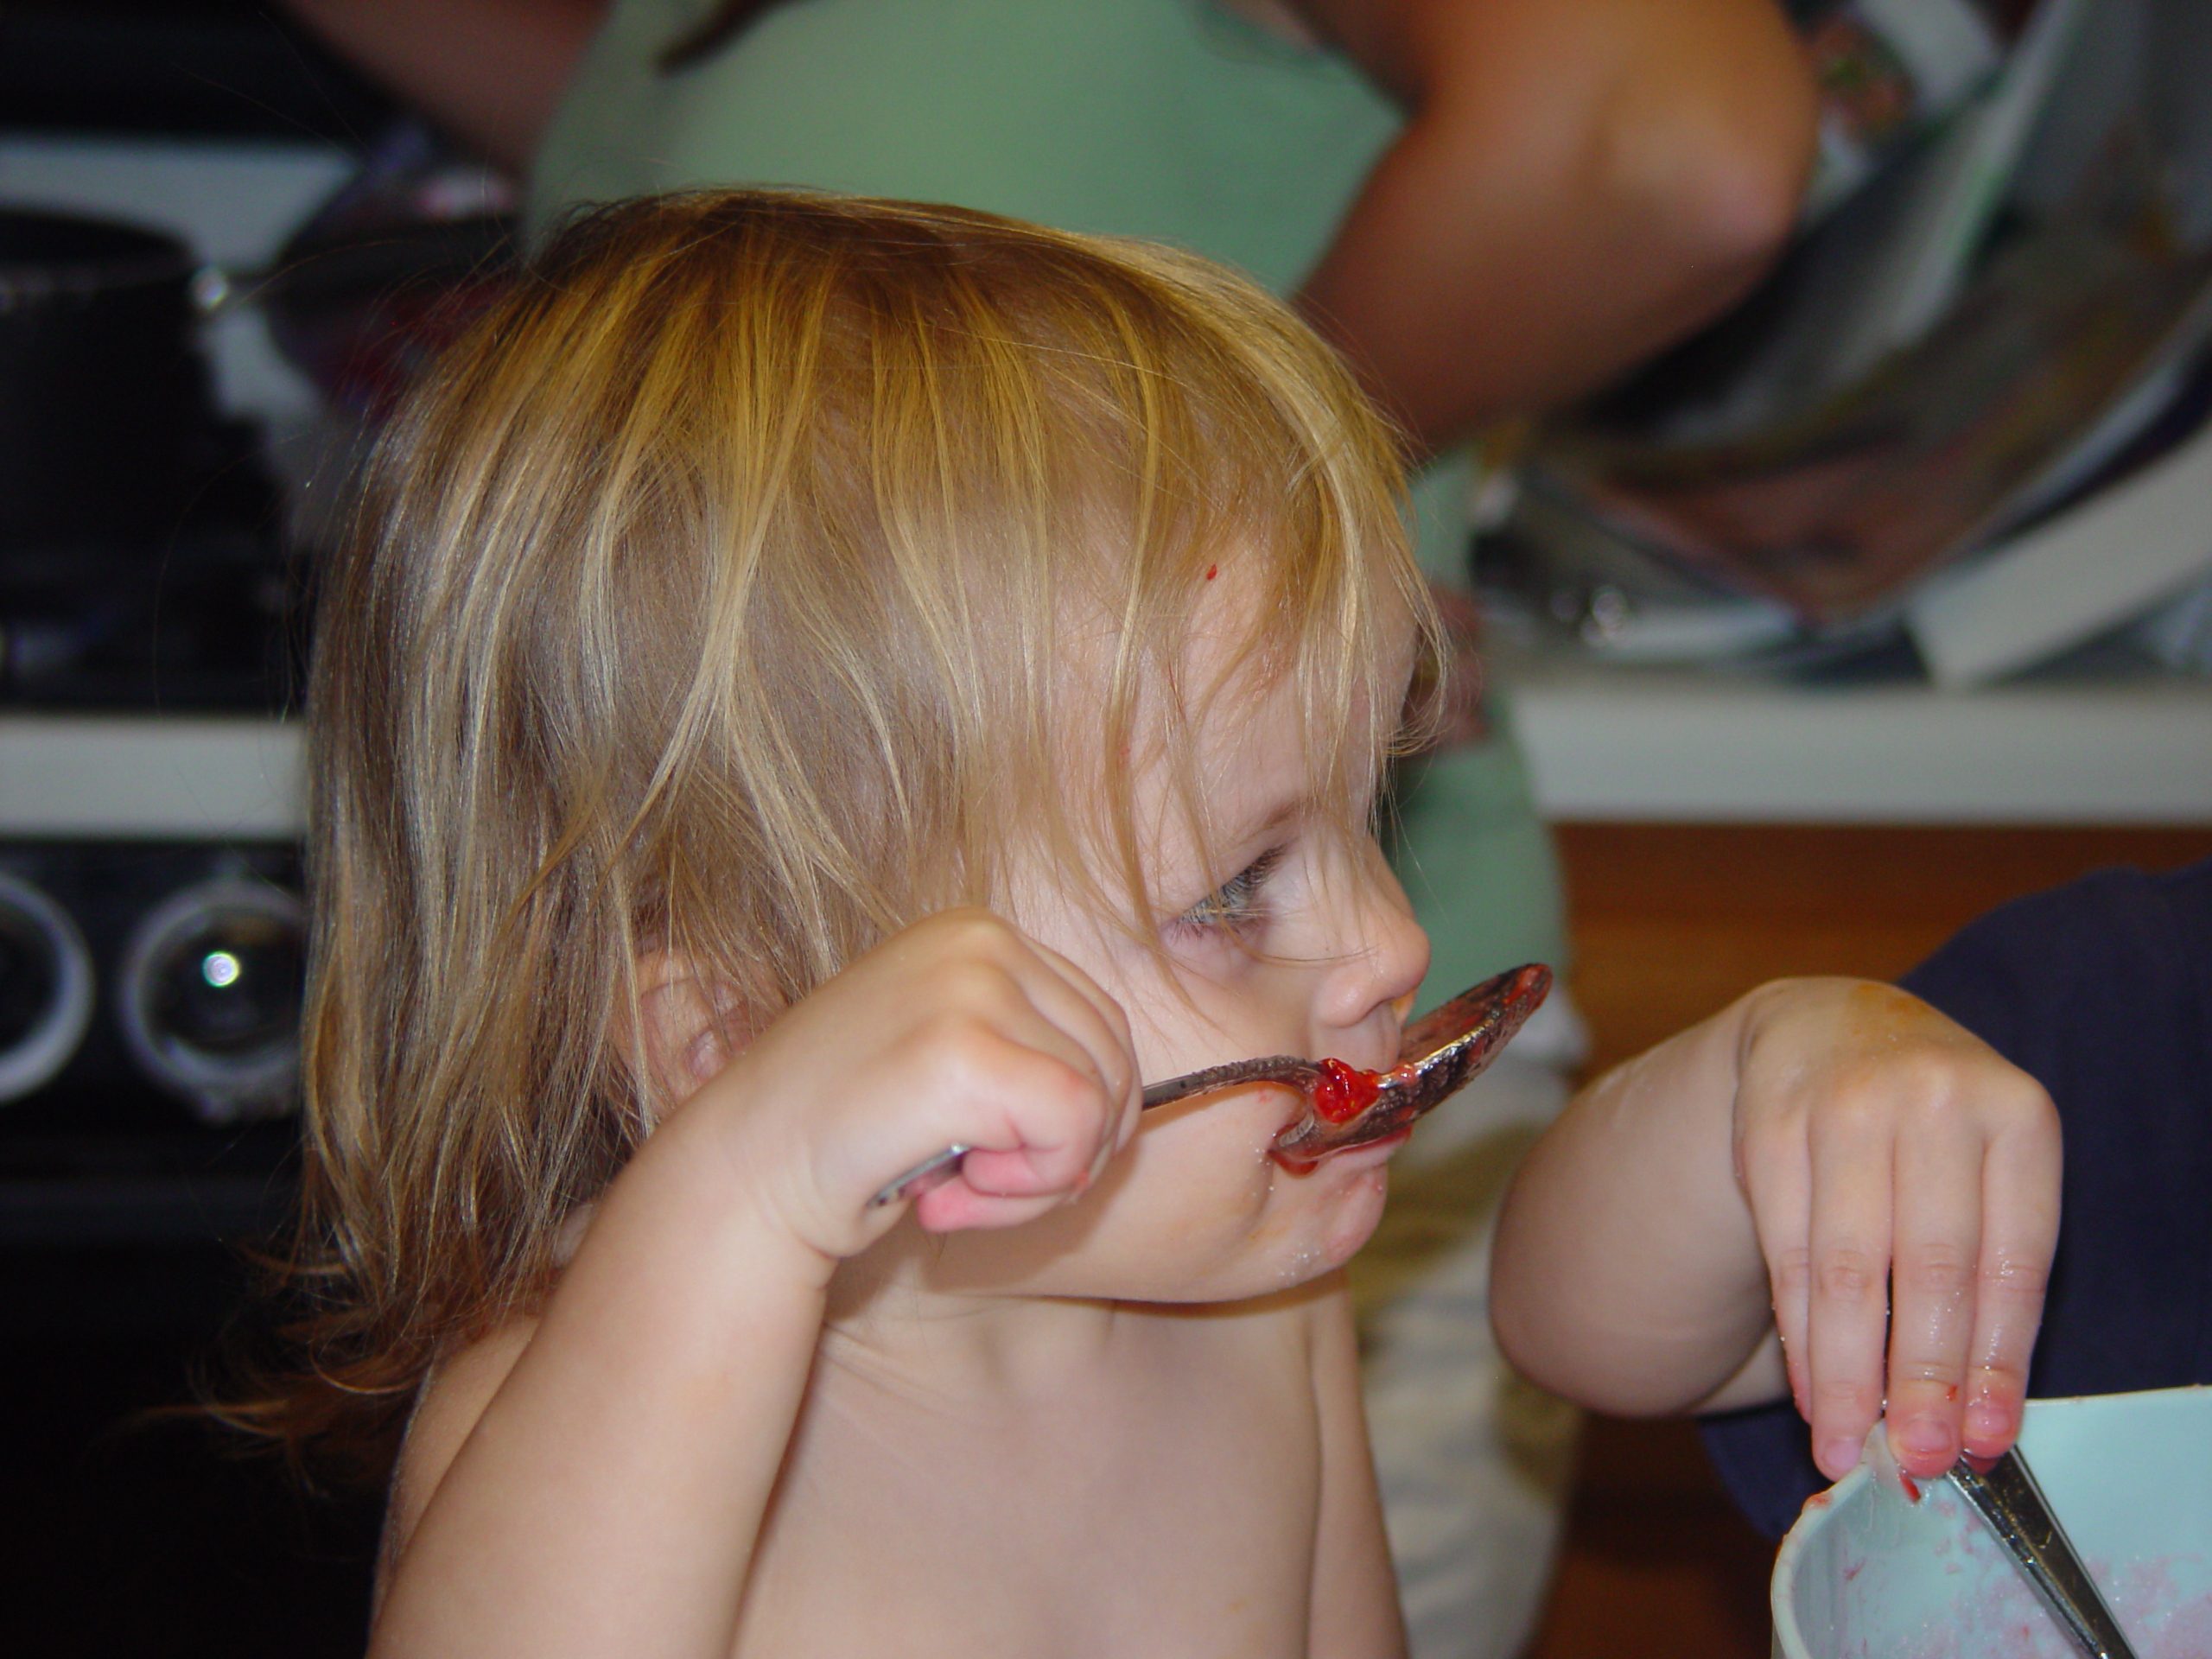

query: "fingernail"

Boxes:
[1966, 1396, 2012, 1448]
[1820, 1437, 1861, 1476]
[1895, 1415, 1954, 1463]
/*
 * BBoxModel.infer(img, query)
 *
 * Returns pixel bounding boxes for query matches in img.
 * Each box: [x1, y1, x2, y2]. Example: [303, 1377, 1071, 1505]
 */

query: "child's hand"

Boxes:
[689, 908, 1143, 1261]
[1731, 980, 2061, 1484]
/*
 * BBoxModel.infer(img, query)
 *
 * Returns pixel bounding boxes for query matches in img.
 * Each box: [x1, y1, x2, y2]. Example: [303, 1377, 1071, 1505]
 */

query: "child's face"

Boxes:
[897, 579, 1431, 1306]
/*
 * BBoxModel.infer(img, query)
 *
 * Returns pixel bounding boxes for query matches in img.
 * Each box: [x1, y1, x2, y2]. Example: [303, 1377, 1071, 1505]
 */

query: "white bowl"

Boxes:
[1771, 1388, 2212, 1658]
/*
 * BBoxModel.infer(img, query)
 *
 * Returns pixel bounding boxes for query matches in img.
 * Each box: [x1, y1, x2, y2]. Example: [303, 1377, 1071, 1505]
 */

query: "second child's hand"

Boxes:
[1731, 981, 2062, 1482]
[1491, 977, 2061, 1488]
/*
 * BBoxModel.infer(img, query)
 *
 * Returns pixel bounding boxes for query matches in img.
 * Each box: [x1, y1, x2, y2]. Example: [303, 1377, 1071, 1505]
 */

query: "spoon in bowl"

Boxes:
[1949, 1448, 2143, 1659]
[1863, 1423, 2141, 1659]
[871, 962, 1553, 1206]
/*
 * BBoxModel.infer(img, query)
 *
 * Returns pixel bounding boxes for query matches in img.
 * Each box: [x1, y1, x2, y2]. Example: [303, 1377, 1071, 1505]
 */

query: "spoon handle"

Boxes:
[867, 1055, 1322, 1209]
[1140, 1055, 1319, 1109]
[1948, 1449, 2143, 1659]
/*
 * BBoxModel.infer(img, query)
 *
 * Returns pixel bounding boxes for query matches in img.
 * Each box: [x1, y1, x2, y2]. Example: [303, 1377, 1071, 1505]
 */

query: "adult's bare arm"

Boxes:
[279, 0, 609, 170]
[1293, 0, 1820, 450]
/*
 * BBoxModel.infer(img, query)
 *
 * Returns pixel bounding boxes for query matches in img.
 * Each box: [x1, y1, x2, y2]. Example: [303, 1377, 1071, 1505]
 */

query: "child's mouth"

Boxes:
[1269, 1124, 1409, 1175]
[1273, 963, 1551, 1165]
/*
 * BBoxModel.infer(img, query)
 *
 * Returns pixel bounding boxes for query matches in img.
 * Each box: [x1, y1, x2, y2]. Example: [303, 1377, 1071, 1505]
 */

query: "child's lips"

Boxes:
[1332, 1127, 1409, 1166]
[1271, 1126, 1408, 1174]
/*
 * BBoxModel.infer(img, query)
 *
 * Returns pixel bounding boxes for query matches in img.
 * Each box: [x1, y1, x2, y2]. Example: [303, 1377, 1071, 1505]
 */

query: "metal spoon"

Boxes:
[1948, 1447, 2143, 1659]
[870, 962, 1552, 1206]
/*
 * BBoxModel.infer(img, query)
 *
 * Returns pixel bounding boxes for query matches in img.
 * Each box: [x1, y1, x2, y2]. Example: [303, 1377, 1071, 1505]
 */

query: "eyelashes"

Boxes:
[1173, 847, 1285, 936]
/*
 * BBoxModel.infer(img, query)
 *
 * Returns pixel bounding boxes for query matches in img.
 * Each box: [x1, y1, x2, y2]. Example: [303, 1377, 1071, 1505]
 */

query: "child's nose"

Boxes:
[1322, 842, 1430, 1033]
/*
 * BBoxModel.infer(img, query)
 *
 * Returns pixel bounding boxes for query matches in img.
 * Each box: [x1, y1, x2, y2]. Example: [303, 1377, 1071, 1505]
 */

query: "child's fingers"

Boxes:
[1883, 1109, 1986, 1478]
[917, 912, 1136, 1108]
[1009, 935, 1143, 1131]
[898, 1069, 1110, 1233]
[1960, 1106, 2062, 1461]
[909, 1182, 1067, 1234]
[949, 1027, 1125, 1188]
[1738, 1124, 1815, 1422]
[1803, 1100, 1894, 1481]
[957, 1141, 1096, 1199]
[987, 942, 1144, 1190]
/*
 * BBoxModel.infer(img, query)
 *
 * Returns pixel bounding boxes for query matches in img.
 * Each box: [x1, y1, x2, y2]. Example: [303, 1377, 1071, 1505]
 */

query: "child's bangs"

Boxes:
[989, 243, 1443, 943]
[629, 204, 1439, 973]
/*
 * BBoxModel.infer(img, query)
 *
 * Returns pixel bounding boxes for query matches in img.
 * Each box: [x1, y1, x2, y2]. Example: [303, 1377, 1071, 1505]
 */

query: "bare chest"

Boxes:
[733, 1320, 1325, 1657]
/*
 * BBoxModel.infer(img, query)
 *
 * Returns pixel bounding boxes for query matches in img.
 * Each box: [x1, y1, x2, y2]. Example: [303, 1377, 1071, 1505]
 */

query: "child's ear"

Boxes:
[628, 952, 776, 1110]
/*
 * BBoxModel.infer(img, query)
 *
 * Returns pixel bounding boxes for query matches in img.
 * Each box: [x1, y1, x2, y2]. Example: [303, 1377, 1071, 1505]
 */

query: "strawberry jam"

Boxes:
[1312, 1058, 1383, 1123]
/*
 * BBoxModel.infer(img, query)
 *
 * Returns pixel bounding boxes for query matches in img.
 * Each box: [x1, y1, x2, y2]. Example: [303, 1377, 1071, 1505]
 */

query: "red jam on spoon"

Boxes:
[1311, 1058, 1384, 1123]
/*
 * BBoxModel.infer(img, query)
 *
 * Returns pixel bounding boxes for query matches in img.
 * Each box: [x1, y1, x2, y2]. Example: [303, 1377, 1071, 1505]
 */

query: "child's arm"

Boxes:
[368, 909, 1141, 1659]
[1491, 979, 2060, 1485]
[1306, 1275, 1408, 1659]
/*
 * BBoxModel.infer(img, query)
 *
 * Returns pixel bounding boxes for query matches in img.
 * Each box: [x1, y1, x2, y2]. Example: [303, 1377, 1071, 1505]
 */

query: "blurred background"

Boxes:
[0, 1, 2207, 1656]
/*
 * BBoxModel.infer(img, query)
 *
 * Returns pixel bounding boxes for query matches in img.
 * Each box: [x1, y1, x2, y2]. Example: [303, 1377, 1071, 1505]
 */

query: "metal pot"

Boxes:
[0, 207, 212, 552]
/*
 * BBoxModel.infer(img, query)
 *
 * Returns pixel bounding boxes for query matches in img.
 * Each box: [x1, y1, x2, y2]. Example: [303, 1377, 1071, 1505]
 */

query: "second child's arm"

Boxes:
[369, 910, 1141, 1659]
[1491, 979, 2060, 1485]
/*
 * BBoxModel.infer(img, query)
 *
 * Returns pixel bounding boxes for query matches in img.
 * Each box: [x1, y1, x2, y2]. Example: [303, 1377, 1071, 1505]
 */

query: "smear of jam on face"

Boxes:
[1312, 1058, 1382, 1123]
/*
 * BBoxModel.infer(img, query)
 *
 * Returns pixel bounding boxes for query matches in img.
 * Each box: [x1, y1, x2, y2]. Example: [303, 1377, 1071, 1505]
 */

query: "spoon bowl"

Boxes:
[1270, 963, 1551, 1163]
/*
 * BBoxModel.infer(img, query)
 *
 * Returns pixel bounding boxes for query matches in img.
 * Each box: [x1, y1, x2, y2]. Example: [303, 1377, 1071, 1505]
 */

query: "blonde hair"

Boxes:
[255, 189, 1439, 1467]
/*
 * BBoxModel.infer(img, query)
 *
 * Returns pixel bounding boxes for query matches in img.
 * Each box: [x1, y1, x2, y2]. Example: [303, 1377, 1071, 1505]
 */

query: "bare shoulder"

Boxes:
[1291, 0, 1811, 111]
[378, 1313, 538, 1590]
[1285, 0, 1520, 101]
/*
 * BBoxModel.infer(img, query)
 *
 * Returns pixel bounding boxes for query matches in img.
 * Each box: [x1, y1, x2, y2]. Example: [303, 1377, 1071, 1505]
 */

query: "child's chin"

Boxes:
[1273, 1154, 1395, 1280]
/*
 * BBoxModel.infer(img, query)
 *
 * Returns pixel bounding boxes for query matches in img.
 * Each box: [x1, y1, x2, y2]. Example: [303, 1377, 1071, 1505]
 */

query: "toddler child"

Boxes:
[263, 188, 2060, 1658]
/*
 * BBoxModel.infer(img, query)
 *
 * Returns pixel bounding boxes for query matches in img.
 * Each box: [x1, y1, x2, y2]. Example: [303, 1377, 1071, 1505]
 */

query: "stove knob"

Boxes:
[117, 877, 305, 1124]
[0, 870, 95, 1104]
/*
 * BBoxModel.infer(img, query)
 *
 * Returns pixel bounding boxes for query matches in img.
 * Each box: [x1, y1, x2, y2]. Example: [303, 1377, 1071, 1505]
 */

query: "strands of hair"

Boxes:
[219, 189, 1441, 1476]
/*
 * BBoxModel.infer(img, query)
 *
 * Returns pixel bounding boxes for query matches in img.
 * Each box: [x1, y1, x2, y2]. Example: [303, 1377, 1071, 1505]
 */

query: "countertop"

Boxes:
[1497, 642, 2212, 823]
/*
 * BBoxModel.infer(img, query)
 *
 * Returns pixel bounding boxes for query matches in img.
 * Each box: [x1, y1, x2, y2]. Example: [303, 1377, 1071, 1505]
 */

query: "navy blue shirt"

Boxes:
[1699, 858, 2212, 1540]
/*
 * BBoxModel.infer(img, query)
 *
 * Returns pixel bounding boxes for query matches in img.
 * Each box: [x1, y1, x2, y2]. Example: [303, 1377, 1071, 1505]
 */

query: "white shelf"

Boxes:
[0, 715, 302, 838]
[1502, 647, 2212, 823]
[6, 662, 2211, 839]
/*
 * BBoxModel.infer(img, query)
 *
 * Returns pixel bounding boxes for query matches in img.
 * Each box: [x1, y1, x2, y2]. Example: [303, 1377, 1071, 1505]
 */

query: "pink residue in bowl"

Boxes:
[1869, 1541, 2212, 1659]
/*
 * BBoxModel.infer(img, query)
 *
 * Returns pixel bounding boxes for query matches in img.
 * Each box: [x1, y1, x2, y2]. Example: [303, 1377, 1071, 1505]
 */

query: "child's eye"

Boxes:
[1173, 848, 1283, 936]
